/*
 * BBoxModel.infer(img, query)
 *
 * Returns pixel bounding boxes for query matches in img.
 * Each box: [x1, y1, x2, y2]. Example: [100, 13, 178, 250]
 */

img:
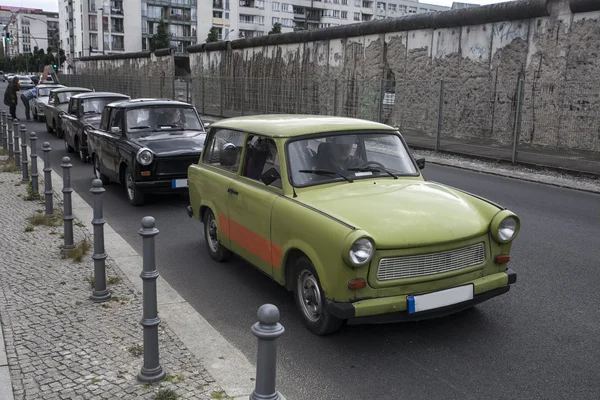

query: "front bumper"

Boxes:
[134, 179, 189, 193]
[326, 268, 517, 323]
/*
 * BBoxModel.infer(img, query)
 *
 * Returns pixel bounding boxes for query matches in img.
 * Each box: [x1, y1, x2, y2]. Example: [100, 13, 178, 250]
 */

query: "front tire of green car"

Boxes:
[293, 256, 345, 335]
[203, 209, 231, 262]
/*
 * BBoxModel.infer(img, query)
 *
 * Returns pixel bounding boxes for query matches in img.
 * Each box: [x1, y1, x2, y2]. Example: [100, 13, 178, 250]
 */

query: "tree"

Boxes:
[149, 19, 171, 51]
[268, 23, 282, 35]
[206, 27, 219, 43]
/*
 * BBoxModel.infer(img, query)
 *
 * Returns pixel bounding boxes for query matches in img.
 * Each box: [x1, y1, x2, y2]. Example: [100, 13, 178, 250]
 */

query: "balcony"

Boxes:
[148, 0, 196, 7]
[212, 17, 224, 25]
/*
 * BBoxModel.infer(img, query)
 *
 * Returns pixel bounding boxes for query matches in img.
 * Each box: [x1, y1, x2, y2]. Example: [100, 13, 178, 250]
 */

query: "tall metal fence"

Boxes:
[59, 74, 600, 175]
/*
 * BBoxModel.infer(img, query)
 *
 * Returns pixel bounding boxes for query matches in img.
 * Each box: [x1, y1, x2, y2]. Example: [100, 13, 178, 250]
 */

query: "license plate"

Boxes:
[171, 179, 188, 188]
[407, 284, 474, 314]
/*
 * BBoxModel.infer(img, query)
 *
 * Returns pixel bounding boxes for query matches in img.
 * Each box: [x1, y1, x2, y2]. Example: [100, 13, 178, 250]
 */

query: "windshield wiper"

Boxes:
[348, 167, 398, 179]
[298, 169, 354, 183]
[129, 125, 151, 130]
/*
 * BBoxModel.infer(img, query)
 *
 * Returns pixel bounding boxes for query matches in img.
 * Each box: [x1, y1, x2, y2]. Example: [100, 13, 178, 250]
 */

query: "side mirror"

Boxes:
[416, 158, 425, 170]
[204, 122, 211, 129]
[83, 124, 94, 132]
[260, 167, 281, 186]
[110, 126, 121, 135]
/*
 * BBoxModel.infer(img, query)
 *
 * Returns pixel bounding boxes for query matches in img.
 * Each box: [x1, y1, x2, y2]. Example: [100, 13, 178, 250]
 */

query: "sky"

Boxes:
[1, 0, 510, 13]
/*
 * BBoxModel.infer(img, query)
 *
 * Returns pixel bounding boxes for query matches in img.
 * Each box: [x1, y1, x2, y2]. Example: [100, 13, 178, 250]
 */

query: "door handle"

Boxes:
[227, 188, 238, 195]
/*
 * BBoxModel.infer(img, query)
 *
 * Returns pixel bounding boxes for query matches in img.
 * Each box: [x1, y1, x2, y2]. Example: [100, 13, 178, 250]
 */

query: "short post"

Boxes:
[61, 156, 75, 254]
[511, 78, 524, 164]
[7, 120, 13, 160]
[20, 125, 29, 182]
[250, 304, 285, 400]
[0, 110, 5, 149]
[13, 122, 21, 172]
[42, 143, 54, 217]
[90, 179, 111, 303]
[435, 79, 445, 152]
[30, 133, 39, 198]
[137, 216, 166, 383]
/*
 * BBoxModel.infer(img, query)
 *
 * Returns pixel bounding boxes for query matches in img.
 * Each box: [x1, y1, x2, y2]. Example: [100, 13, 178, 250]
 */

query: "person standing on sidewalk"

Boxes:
[20, 86, 36, 121]
[3, 76, 20, 121]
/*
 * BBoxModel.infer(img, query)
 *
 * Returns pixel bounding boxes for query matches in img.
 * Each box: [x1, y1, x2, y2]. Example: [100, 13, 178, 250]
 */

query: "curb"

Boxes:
[0, 310, 14, 400]
[28, 148, 262, 399]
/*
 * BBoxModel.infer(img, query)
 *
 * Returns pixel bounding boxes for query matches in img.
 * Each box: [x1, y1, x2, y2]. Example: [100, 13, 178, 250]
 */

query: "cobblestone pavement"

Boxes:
[0, 169, 226, 399]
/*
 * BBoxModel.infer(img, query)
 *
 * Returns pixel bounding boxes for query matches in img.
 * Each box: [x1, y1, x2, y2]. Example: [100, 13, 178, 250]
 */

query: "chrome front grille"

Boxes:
[376, 242, 486, 281]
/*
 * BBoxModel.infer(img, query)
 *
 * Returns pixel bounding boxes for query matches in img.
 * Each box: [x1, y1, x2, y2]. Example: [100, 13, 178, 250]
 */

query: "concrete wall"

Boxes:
[186, 0, 600, 154]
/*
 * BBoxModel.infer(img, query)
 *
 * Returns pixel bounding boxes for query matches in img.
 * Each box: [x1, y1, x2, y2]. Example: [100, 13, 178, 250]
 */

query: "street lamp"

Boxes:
[224, 29, 235, 40]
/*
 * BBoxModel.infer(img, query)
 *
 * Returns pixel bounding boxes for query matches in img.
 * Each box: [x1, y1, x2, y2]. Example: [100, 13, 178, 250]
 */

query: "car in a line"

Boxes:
[87, 99, 208, 205]
[61, 91, 131, 162]
[16, 75, 35, 90]
[186, 115, 520, 335]
[44, 87, 92, 138]
[31, 83, 65, 122]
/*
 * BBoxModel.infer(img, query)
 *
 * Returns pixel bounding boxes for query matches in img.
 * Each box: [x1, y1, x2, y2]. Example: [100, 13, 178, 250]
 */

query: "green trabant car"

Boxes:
[186, 115, 519, 335]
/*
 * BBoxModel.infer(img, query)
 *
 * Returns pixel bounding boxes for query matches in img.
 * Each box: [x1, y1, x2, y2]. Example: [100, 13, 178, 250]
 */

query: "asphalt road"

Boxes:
[13, 94, 600, 400]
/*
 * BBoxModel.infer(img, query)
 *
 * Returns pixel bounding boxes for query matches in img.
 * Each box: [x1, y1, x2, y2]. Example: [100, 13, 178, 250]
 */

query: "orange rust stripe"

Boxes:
[218, 213, 230, 238]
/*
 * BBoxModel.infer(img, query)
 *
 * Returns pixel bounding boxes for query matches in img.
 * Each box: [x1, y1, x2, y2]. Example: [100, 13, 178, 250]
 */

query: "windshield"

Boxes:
[56, 91, 85, 104]
[18, 76, 32, 83]
[37, 87, 56, 97]
[126, 106, 204, 134]
[81, 97, 126, 115]
[287, 132, 418, 187]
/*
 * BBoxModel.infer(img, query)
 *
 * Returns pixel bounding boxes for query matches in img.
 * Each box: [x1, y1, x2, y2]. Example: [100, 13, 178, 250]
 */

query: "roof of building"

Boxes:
[209, 114, 397, 138]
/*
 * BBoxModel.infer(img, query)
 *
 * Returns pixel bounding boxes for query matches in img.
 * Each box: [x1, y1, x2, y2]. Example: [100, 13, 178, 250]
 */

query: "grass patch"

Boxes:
[107, 276, 122, 285]
[87, 275, 95, 289]
[24, 226, 34, 232]
[163, 374, 184, 384]
[25, 180, 41, 201]
[153, 389, 178, 400]
[74, 220, 85, 228]
[56, 311, 64, 316]
[210, 391, 232, 400]
[110, 295, 129, 303]
[64, 239, 91, 263]
[89, 377, 102, 385]
[128, 344, 143, 357]
[0, 147, 6, 156]
[0, 160, 15, 172]
[27, 213, 61, 227]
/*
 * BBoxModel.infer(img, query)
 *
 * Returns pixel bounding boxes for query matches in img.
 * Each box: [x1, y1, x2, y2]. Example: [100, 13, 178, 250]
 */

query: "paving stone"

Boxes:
[0, 171, 223, 399]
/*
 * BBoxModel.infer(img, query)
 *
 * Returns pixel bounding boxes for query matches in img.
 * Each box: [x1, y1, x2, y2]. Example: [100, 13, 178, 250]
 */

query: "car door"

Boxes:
[44, 92, 56, 122]
[227, 135, 283, 277]
[104, 109, 124, 179]
[62, 99, 78, 147]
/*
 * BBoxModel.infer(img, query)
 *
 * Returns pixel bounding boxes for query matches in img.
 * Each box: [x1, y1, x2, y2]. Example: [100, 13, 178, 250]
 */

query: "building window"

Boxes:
[341, 10, 347, 18]
[272, 2, 280, 11]
[354, 12, 360, 21]
[388, 4, 396, 11]
[89, 15, 98, 31]
[342, 0, 347, 4]
[377, 2, 385, 9]
[89, 33, 98, 48]
[111, 18, 123, 32]
[408, 6, 416, 13]
[148, 6, 162, 18]
[213, 11, 223, 18]
[111, 35, 124, 50]
[225, 12, 229, 19]
[142, 38, 147, 50]
[89, 0, 96, 12]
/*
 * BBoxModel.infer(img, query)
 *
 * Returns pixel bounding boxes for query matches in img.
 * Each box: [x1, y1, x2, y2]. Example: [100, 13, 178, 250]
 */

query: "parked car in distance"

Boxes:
[31, 83, 65, 122]
[61, 92, 131, 162]
[17, 75, 35, 90]
[87, 99, 208, 205]
[186, 115, 520, 335]
[44, 87, 92, 138]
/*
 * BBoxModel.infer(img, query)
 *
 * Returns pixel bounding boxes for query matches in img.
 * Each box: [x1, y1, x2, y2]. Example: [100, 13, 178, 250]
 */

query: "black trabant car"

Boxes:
[87, 99, 207, 206]
[61, 92, 130, 162]
[44, 87, 93, 138]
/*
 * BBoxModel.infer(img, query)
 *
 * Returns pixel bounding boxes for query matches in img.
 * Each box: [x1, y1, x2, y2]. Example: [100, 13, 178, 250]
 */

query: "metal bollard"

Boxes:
[7, 120, 13, 159]
[13, 123, 20, 172]
[137, 216, 166, 383]
[42, 143, 54, 217]
[20, 125, 28, 181]
[61, 156, 75, 254]
[89, 179, 111, 303]
[250, 304, 285, 400]
[30, 132, 39, 198]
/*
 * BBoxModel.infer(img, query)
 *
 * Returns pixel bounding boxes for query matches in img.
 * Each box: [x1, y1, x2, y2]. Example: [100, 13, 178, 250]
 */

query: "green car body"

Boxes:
[187, 115, 519, 335]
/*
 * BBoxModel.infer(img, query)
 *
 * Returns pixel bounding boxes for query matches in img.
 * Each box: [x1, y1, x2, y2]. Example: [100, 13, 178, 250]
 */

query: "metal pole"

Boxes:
[90, 179, 111, 303]
[137, 216, 166, 383]
[249, 304, 285, 400]
[30, 133, 39, 198]
[20, 125, 29, 182]
[0, 111, 5, 150]
[61, 156, 75, 254]
[7, 120, 13, 160]
[13, 122, 20, 172]
[435, 80, 445, 152]
[511, 78, 524, 164]
[42, 142, 54, 217]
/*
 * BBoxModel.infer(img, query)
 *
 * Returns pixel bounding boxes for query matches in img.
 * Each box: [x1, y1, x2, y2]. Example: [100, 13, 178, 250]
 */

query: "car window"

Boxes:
[202, 128, 245, 173]
[108, 110, 123, 134]
[125, 106, 204, 134]
[68, 100, 78, 115]
[242, 136, 282, 189]
[100, 108, 111, 131]
[81, 97, 127, 115]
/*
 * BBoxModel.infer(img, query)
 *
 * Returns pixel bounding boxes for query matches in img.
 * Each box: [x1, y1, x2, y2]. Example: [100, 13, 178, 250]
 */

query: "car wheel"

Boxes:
[79, 147, 88, 163]
[93, 156, 110, 185]
[64, 140, 74, 153]
[46, 121, 53, 133]
[203, 209, 231, 262]
[293, 256, 345, 335]
[125, 166, 144, 206]
[33, 109, 38, 120]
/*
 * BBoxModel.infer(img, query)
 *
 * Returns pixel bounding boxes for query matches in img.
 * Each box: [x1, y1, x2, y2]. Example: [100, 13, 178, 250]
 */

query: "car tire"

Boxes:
[203, 209, 231, 262]
[124, 166, 144, 206]
[93, 156, 110, 185]
[79, 147, 88, 163]
[293, 256, 345, 336]
[64, 140, 74, 153]
[46, 121, 53, 133]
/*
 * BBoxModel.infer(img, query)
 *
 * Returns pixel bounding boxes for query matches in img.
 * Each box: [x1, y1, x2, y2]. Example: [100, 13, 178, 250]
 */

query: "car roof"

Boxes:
[37, 84, 65, 89]
[107, 98, 194, 109]
[71, 92, 130, 100]
[209, 114, 397, 138]
[50, 87, 92, 93]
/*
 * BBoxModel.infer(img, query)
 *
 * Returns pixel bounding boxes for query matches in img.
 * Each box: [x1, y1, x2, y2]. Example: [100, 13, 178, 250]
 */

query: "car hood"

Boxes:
[296, 179, 501, 249]
[131, 130, 206, 156]
[81, 114, 102, 128]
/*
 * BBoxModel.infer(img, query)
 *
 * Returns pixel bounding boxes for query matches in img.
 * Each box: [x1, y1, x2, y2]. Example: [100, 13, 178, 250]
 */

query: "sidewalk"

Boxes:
[0, 150, 256, 398]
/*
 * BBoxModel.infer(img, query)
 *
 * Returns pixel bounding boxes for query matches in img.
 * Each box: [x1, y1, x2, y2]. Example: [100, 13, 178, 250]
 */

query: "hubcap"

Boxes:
[206, 214, 219, 253]
[126, 173, 134, 200]
[297, 270, 322, 323]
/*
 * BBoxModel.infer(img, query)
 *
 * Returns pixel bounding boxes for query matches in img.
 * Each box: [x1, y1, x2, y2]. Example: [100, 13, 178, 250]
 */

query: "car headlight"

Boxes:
[136, 148, 154, 166]
[490, 211, 520, 243]
[349, 238, 374, 266]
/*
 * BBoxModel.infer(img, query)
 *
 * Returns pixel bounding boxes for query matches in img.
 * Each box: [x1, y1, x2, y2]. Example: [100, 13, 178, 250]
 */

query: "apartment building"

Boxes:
[200, 0, 449, 42]
[0, 6, 59, 57]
